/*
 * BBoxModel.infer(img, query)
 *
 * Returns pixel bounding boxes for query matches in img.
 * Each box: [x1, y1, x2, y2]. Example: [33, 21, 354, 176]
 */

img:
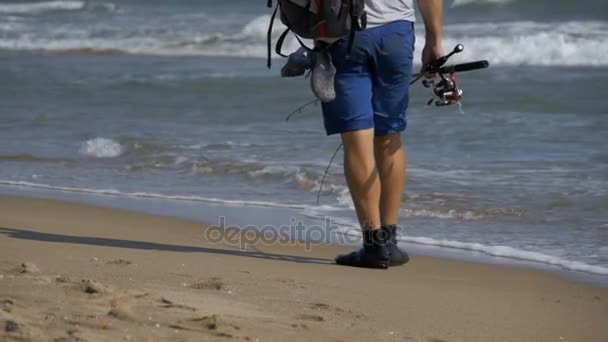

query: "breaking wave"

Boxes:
[0, 1, 117, 15]
[400, 236, 608, 275]
[451, 0, 513, 6]
[332, 223, 608, 275]
[79, 137, 123, 158]
[0, 13, 606, 66]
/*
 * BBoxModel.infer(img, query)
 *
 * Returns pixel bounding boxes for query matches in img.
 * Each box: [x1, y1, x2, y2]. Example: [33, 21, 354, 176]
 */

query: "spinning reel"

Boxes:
[411, 44, 489, 107]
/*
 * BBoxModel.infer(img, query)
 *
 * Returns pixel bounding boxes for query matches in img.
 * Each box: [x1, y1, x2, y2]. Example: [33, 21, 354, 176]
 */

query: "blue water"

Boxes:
[0, 0, 607, 277]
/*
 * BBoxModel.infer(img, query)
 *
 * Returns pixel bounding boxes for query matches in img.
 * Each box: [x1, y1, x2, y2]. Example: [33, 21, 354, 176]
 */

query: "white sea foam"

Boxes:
[451, 0, 513, 7]
[0, 178, 486, 223]
[399, 236, 608, 275]
[0, 179, 606, 275]
[0, 1, 85, 14]
[0, 1, 117, 14]
[0, 180, 310, 210]
[248, 165, 296, 178]
[337, 227, 608, 275]
[402, 208, 484, 220]
[174, 156, 189, 165]
[79, 137, 123, 158]
[432, 21, 608, 67]
[295, 171, 351, 199]
[1, 12, 605, 66]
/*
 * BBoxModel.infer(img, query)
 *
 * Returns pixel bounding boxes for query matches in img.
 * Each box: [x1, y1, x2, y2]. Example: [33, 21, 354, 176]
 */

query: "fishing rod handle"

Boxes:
[439, 60, 490, 74]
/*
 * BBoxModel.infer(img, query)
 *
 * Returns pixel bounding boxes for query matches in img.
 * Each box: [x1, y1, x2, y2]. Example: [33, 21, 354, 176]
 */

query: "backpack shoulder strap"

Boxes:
[275, 28, 292, 58]
[267, 3, 280, 69]
[345, 0, 367, 59]
[268, 1, 311, 69]
[275, 28, 309, 59]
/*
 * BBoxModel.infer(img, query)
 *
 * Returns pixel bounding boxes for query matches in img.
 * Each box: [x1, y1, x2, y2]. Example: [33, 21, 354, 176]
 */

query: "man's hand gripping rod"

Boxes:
[410, 44, 490, 107]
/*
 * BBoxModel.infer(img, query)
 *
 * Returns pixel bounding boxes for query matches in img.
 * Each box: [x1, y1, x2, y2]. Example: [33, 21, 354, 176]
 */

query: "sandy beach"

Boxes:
[0, 195, 606, 341]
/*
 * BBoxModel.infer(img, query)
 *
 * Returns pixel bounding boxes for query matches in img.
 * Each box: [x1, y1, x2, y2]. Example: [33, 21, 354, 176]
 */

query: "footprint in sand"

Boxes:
[276, 278, 306, 289]
[55, 275, 73, 284]
[290, 323, 309, 330]
[4, 320, 19, 333]
[10, 262, 40, 276]
[81, 279, 113, 294]
[132, 292, 150, 299]
[2, 317, 40, 340]
[1, 298, 15, 313]
[190, 277, 225, 291]
[309, 302, 365, 320]
[296, 314, 325, 322]
[106, 259, 132, 266]
[108, 299, 135, 322]
[170, 314, 241, 337]
[159, 297, 196, 312]
[310, 303, 331, 311]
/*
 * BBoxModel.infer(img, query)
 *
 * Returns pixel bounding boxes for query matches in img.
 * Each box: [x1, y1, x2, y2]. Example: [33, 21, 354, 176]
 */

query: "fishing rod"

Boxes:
[286, 44, 490, 203]
[287, 44, 489, 121]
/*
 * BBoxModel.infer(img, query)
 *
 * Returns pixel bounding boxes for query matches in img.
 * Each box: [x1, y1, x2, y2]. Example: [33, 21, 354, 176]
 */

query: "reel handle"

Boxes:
[445, 44, 464, 60]
[424, 44, 465, 73]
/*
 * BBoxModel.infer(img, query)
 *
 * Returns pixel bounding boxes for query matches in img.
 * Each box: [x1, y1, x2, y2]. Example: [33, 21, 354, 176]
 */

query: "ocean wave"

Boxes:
[2, 11, 606, 66]
[0, 175, 495, 222]
[79, 137, 123, 158]
[435, 21, 608, 67]
[2, 179, 605, 275]
[333, 227, 608, 275]
[0, 1, 84, 14]
[450, 0, 603, 11]
[402, 208, 484, 220]
[78, 136, 174, 160]
[0, 154, 66, 163]
[451, 0, 512, 7]
[0, 180, 310, 210]
[184, 141, 260, 151]
[400, 236, 608, 275]
[0, 1, 117, 15]
[248, 165, 298, 179]
[261, 169, 492, 221]
[121, 155, 515, 222]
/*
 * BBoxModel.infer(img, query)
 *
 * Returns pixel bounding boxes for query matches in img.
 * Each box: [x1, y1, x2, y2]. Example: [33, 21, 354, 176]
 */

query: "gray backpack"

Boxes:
[266, 0, 367, 68]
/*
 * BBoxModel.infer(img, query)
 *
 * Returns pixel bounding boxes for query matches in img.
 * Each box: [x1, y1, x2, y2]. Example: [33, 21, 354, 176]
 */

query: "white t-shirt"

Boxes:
[365, 0, 416, 28]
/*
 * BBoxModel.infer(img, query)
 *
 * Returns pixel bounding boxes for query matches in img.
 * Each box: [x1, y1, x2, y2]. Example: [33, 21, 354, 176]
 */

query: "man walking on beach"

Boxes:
[327, 0, 444, 268]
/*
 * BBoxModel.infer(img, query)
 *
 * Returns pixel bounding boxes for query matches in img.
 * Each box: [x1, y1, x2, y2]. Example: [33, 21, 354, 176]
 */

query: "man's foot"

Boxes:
[335, 229, 390, 269]
[382, 225, 410, 266]
[281, 46, 314, 78]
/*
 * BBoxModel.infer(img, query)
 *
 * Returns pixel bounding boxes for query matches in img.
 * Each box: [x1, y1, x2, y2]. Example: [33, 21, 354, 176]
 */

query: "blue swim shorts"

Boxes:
[321, 20, 415, 136]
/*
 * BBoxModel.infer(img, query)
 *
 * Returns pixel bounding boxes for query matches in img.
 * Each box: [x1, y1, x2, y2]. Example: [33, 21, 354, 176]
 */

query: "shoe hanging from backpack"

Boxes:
[266, 0, 367, 69]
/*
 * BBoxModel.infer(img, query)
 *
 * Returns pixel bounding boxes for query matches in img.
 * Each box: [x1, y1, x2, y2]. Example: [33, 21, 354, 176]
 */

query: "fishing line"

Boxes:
[316, 143, 343, 205]
[285, 98, 319, 122]
[284, 44, 489, 203]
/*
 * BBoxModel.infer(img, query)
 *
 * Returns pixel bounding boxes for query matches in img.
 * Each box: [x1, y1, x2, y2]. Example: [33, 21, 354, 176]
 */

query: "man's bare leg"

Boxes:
[340, 128, 381, 231]
[374, 133, 410, 266]
[335, 129, 389, 268]
[374, 133, 406, 226]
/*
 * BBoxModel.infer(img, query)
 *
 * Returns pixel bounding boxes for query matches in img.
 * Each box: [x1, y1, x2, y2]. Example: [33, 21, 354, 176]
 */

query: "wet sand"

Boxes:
[0, 195, 606, 341]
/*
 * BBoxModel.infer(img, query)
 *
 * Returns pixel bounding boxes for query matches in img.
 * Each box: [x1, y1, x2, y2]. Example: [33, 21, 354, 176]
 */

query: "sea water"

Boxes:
[1, 0, 607, 277]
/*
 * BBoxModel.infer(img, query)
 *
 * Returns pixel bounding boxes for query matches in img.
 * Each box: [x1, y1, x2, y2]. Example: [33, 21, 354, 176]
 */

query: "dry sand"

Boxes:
[0, 195, 606, 341]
